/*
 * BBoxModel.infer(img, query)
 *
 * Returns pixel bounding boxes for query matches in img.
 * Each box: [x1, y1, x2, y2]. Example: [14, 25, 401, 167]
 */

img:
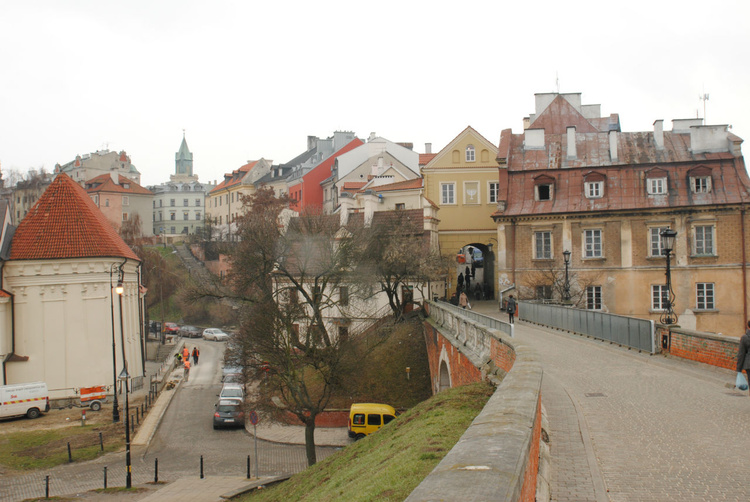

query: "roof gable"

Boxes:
[424, 126, 498, 169]
[528, 95, 600, 134]
[10, 173, 139, 261]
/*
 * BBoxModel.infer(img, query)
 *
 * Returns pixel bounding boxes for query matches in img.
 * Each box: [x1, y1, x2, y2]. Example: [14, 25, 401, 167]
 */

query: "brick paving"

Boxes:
[475, 302, 749, 501]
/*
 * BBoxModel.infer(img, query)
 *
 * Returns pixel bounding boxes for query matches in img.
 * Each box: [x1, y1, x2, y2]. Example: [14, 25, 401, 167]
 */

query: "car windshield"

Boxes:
[217, 404, 240, 413]
[222, 388, 243, 398]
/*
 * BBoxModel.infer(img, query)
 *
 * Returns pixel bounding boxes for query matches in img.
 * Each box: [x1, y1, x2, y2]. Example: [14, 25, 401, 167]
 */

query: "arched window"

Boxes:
[466, 145, 475, 162]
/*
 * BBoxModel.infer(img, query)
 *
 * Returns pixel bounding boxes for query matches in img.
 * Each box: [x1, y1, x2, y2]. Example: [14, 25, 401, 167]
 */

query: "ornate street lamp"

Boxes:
[109, 264, 120, 423]
[562, 250, 571, 302]
[660, 229, 678, 325]
[116, 269, 132, 489]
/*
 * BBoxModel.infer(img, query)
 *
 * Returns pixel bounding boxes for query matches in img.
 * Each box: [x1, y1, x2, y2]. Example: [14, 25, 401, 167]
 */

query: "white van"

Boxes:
[0, 382, 50, 419]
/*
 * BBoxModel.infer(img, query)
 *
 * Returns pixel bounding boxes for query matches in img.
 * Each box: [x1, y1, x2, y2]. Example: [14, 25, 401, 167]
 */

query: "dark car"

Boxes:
[213, 399, 245, 429]
[179, 325, 202, 338]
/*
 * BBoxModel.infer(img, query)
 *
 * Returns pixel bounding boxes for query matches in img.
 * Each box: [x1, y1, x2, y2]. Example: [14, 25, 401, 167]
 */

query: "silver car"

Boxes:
[203, 328, 229, 341]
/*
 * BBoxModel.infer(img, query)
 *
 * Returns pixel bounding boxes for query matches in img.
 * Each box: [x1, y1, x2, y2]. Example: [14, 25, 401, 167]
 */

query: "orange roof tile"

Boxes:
[210, 161, 258, 193]
[0, 290, 10, 297]
[419, 153, 437, 165]
[85, 173, 153, 195]
[371, 178, 423, 192]
[10, 173, 139, 261]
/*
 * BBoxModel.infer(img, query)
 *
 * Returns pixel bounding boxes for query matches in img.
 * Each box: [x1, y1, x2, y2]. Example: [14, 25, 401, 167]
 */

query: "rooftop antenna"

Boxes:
[699, 88, 709, 124]
[555, 71, 560, 93]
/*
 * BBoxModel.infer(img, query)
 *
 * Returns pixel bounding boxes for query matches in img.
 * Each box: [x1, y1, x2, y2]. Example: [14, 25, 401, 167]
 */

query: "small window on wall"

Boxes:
[587, 286, 602, 310]
[696, 283, 715, 310]
[536, 184, 552, 201]
[395, 203, 405, 210]
[585, 181, 603, 198]
[534, 231, 552, 259]
[535, 285, 552, 300]
[584, 229, 603, 258]
[691, 177, 711, 193]
[649, 227, 670, 257]
[122, 196, 129, 206]
[693, 225, 715, 255]
[489, 182, 499, 203]
[183, 199, 188, 207]
[122, 212, 129, 221]
[466, 145, 475, 162]
[647, 178, 667, 195]
[339, 286, 349, 306]
[441, 183, 456, 204]
[195, 199, 201, 206]
[464, 181, 480, 204]
[651, 285, 669, 310]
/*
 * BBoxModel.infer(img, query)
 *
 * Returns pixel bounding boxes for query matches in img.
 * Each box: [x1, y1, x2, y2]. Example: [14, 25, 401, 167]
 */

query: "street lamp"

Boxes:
[562, 250, 571, 302]
[116, 268, 132, 489]
[660, 229, 678, 325]
[109, 264, 120, 423]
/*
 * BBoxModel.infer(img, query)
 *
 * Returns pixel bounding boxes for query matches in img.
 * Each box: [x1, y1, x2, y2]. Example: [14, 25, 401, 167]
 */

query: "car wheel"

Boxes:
[26, 408, 41, 419]
[355, 433, 366, 441]
[89, 401, 102, 412]
[213, 424, 218, 430]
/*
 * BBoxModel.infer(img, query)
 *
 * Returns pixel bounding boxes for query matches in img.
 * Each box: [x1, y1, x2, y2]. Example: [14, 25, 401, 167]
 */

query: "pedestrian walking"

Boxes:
[464, 266, 471, 291]
[457, 272, 464, 292]
[192, 347, 199, 365]
[506, 295, 517, 324]
[183, 359, 191, 382]
[174, 352, 182, 364]
[459, 291, 469, 309]
[737, 322, 750, 395]
[182, 346, 190, 363]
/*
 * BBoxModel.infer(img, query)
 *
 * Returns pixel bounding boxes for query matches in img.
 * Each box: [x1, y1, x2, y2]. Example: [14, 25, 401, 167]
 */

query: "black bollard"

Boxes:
[141, 403, 144, 417]
[99, 432, 104, 451]
[45, 475, 49, 498]
[154, 458, 159, 483]
[67, 442, 72, 463]
[200, 455, 204, 479]
[131, 416, 135, 433]
[104, 466, 108, 489]
[247, 455, 250, 479]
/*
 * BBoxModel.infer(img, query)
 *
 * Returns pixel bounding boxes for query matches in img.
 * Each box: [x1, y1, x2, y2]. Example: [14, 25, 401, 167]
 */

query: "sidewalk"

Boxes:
[472, 302, 748, 501]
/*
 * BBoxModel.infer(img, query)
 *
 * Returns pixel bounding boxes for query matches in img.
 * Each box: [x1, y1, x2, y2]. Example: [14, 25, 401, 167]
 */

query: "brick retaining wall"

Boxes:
[656, 325, 740, 370]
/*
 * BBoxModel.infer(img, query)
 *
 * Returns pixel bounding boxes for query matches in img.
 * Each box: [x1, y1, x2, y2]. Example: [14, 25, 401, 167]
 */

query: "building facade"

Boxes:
[492, 92, 750, 336]
[55, 149, 142, 186]
[86, 173, 154, 236]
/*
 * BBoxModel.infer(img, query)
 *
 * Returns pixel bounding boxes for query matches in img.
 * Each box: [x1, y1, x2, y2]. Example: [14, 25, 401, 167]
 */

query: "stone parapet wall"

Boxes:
[656, 325, 740, 370]
[409, 302, 543, 502]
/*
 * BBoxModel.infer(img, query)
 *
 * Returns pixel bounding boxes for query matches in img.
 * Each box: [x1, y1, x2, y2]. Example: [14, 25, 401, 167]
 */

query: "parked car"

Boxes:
[213, 399, 245, 429]
[0, 382, 50, 419]
[163, 322, 180, 334]
[179, 325, 202, 338]
[203, 328, 229, 341]
[219, 384, 244, 401]
[348, 403, 397, 440]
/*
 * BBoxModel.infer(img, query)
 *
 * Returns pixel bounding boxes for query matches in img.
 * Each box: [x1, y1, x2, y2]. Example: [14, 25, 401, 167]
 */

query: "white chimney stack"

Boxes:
[110, 168, 119, 185]
[654, 120, 664, 150]
[609, 131, 618, 162]
[566, 126, 577, 159]
[425, 143, 432, 154]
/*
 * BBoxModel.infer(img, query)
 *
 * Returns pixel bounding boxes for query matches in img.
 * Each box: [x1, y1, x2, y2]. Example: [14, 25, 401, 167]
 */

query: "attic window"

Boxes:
[691, 176, 711, 193]
[536, 184, 553, 201]
[466, 145, 475, 162]
[647, 178, 667, 195]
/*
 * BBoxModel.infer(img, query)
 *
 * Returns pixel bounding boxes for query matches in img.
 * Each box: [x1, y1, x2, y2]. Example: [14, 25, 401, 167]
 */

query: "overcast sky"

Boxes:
[1, 1, 748, 187]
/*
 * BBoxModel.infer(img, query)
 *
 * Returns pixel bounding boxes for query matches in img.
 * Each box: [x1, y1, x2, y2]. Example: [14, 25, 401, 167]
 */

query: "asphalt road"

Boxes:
[139, 339, 337, 478]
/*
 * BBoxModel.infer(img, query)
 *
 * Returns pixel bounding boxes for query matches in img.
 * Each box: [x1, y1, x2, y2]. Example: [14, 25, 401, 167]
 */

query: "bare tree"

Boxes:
[520, 266, 602, 308]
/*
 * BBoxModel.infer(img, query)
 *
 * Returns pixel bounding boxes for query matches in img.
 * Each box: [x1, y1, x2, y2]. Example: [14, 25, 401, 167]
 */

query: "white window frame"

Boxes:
[440, 182, 456, 205]
[583, 229, 603, 258]
[465, 145, 475, 162]
[651, 285, 669, 310]
[122, 196, 129, 206]
[586, 286, 602, 310]
[696, 283, 715, 310]
[534, 231, 552, 260]
[585, 181, 603, 198]
[693, 225, 715, 256]
[122, 212, 129, 221]
[488, 182, 499, 203]
[463, 181, 480, 205]
[691, 176, 711, 193]
[647, 177, 667, 195]
[649, 226, 670, 257]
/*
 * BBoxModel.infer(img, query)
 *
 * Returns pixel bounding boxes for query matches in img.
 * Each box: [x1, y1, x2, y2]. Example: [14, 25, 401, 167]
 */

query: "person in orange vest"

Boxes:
[192, 347, 199, 365]
[183, 359, 191, 382]
[182, 346, 190, 363]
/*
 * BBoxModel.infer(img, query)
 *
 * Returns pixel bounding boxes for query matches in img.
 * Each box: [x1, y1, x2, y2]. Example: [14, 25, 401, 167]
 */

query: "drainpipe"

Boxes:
[1, 261, 23, 385]
[137, 263, 145, 375]
[511, 218, 517, 286]
[742, 207, 748, 325]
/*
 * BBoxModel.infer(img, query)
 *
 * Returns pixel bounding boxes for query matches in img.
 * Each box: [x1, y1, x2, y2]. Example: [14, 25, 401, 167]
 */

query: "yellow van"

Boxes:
[348, 403, 397, 440]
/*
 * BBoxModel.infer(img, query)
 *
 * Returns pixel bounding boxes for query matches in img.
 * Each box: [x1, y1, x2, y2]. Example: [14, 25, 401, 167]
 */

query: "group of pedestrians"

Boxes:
[175, 346, 200, 381]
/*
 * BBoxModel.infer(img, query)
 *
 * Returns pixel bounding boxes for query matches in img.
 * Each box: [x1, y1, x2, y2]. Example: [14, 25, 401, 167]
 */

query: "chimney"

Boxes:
[654, 120, 664, 150]
[524, 129, 545, 150]
[369, 132, 377, 142]
[425, 143, 432, 154]
[363, 190, 377, 227]
[307, 135, 318, 150]
[609, 131, 618, 162]
[339, 193, 354, 226]
[110, 168, 119, 185]
[566, 126, 577, 159]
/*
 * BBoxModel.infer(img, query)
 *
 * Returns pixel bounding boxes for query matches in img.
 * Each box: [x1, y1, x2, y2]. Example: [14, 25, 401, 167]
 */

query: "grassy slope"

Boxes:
[240, 381, 494, 502]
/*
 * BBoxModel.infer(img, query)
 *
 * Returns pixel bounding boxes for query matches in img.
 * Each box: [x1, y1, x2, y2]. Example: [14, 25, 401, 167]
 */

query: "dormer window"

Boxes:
[691, 176, 711, 193]
[537, 185, 552, 200]
[647, 177, 667, 195]
[585, 181, 603, 198]
[534, 174, 556, 201]
[466, 145, 475, 162]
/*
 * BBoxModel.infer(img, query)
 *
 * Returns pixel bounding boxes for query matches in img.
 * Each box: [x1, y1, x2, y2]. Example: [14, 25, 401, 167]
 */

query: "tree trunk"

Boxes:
[304, 416, 317, 466]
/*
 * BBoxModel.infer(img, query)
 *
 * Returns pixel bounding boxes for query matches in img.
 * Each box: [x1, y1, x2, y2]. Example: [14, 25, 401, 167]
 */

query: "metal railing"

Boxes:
[519, 301, 655, 353]
[431, 300, 513, 338]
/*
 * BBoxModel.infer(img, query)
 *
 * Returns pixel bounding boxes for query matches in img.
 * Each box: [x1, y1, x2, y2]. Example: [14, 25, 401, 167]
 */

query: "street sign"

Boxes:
[249, 410, 259, 425]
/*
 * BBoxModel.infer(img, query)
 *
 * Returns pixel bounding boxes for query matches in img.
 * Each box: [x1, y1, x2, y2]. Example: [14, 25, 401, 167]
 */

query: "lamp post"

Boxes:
[109, 264, 120, 423]
[116, 268, 132, 489]
[660, 229, 678, 325]
[562, 250, 571, 302]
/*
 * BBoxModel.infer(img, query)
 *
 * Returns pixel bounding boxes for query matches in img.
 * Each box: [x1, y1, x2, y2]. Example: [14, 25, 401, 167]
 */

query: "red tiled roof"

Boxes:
[419, 153, 437, 165]
[371, 178, 423, 192]
[342, 182, 366, 191]
[210, 161, 258, 193]
[85, 173, 152, 195]
[10, 173, 139, 261]
[0, 290, 10, 298]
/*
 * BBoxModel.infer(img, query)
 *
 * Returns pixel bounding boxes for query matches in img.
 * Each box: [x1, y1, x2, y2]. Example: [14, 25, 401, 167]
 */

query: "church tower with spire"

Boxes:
[171, 131, 198, 182]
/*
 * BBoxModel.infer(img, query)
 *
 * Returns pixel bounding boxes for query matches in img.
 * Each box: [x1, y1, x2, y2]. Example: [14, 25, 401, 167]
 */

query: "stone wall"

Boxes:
[656, 325, 740, 370]
[408, 302, 543, 502]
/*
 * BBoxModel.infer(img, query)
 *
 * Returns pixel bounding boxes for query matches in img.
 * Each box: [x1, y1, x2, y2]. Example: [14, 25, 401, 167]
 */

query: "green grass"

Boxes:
[238, 381, 495, 502]
[0, 427, 122, 471]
